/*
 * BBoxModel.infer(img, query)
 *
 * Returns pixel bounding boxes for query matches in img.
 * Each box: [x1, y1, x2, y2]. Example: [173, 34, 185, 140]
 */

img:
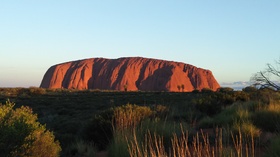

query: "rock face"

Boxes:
[40, 57, 220, 91]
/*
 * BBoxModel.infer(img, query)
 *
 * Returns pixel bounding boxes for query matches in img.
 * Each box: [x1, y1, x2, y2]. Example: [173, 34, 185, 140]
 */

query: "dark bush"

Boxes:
[192, 89, 200, 93]
[83, 109, 113, 150]
[264, 135, 280, 157]
[242, 86, 258, 93]
[218, 87, 234, 93]
[194, 94, 222, 116]
[251, 110, 280, 132]
[201, 88, 214, 93]
[234, 91, 250, 101]
[29, 87, 46, 95]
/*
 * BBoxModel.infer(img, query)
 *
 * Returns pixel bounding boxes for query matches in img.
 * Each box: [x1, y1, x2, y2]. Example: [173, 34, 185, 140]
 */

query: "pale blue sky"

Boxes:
[1, 0, 279, 87]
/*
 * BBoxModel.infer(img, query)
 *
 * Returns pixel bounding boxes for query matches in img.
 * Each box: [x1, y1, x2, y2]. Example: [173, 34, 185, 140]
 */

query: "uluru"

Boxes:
[40, 57, 220, 91]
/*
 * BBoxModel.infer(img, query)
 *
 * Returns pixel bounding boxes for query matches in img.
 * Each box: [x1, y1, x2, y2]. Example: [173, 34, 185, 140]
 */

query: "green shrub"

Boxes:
[234, 91, 250, 101]
[192, 89, 200, 93]
[211, 106, 236, 126]
[140, 120, 191, 149]
[0, 100, 61, 157]
[256, 89, 278, 104]
[264, 135, 280, 157]
[235, 107, 250, 120]
[113, 104, 153, 131]
[201, 88, 214, 93]
[0, 114, 33, 156]
[198, 116, 214, 128]
[243, 86, 258, 93]
[204, 103, 253, 128]
[107, 131, 130, 157]
[218, 87, 234, 93]
[218, 93, 235, 106]
[83, 111, 113, 150]
[245, 101, 265, 112]
[194, 94, 222, 116]
[83, 104, 153, 150]
[29, 87, 46, 95]
[65, 140, 96, 157]
[152, 104, 169, 119]
[232, 121, 261, 138]
[252, 110, 280, 132]
[170, 102, 201, 124]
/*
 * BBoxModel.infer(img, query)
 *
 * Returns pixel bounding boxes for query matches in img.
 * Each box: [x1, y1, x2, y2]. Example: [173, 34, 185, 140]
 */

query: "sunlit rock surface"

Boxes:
[40, 57, 220, 91]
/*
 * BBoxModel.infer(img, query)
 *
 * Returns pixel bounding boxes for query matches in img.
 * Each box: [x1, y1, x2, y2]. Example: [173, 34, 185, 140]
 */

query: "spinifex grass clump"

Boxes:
[112, 104, 153, 131]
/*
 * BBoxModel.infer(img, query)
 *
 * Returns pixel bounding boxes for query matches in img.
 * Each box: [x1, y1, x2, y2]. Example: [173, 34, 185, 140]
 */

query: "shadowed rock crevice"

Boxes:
[139, 65, 174, 91]
[135, 60, 150, 89]
[40, 57, 220, 91]
[111, 58, 129, 90]
[88, 58, 107, 89]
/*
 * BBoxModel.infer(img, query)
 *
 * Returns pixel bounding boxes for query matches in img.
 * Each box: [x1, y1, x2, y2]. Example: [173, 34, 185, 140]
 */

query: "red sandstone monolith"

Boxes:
[40, 57, 220, 91]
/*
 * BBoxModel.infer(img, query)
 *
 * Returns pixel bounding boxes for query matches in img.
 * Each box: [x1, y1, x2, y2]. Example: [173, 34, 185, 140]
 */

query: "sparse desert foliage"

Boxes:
[0, 100, 61, 157]
[0, 88, 280, 156]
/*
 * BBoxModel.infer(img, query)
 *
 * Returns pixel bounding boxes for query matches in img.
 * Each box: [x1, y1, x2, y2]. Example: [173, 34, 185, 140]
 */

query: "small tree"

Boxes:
[177, 85, 181, 92]
[0, 100, 61, 157]
[123, 84, 128, 92]
[251, 58, 280, 90]
[242, 86, 258, 92]
[218, 87, 234, 93]
[181, 84, 185, 92]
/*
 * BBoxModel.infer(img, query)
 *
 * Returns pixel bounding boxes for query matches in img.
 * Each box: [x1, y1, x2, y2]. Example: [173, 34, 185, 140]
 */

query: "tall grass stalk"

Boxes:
[171, 127, 191, 157]
[127, 130, 168, 157]
[126, 126, 260, 157]
[231, 127, 258, 157]
[127, 125, 224, 157]
[231, 129, 242, 157]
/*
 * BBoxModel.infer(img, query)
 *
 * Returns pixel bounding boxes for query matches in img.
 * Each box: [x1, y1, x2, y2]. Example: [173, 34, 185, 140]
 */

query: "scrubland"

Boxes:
[0, 87, 279, 157]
